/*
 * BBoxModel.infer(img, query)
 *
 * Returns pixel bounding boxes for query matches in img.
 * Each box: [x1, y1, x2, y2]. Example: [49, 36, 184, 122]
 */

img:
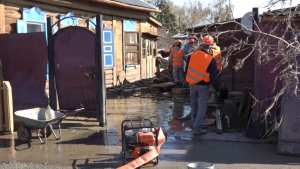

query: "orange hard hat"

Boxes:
[177, 40, 183, 45]
[201, 35, 214, 45]
[174, 40, 183, 46]
[189, 39, 195, 43]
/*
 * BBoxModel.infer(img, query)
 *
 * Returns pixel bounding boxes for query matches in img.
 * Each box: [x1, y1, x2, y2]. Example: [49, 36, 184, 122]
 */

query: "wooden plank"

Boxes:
[105, 74, 113, 80]
[0, 2, 5, 33]
[4, 9, 21, 19]
[48, 12, 58, 17]
[106, 84, 113, 88]
[126, 76, 140, 80]
[126, 73, 140, 78]
[122, 20, 125, 70]
[113, 16, 117, 86]
[4, 5, 20, 11]
[149, 82, 175, 91]
[104, 69, 113, 74]
[3, 81, 13, 133]
[5, 24, 16, 33]
[105, 79, 113, 84]
[5, 18, 17, 24]
[126, 68, 140, 74]
[139, 21, 143, 79]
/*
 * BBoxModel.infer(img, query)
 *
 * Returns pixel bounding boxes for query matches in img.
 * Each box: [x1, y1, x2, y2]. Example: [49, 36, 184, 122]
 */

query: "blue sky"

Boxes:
[172, 0, 299, 18]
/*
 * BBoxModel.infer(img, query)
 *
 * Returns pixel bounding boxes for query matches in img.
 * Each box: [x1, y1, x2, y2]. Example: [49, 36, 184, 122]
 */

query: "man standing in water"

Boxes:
[186, 35, 220, 135]
[169, 40, 184, 88]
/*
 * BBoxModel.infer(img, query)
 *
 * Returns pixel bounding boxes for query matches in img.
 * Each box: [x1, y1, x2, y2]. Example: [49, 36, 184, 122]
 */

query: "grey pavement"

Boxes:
[0, 96, 299, 169]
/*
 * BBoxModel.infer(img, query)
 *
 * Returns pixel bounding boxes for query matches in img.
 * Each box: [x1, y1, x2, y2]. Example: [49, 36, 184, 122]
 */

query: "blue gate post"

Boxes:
[96, 15, 106, 127]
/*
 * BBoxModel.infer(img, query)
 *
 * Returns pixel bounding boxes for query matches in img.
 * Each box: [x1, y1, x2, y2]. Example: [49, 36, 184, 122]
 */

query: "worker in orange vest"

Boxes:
[207, 43, 223, 104]
[186, 35, 220, 135]
[169, 45, 174, 53]
[169, 40, 184, 88]
[169, 40, 179, 53]
[184, 39, 195, 55]
[211, 43, 223, 74]
[183, 39, 195, 74]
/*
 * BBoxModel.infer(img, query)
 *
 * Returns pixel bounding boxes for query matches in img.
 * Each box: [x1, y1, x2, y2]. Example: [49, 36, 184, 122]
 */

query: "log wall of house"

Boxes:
[140, 21, 158, 79]
[113, 16, 141, 84]
[2, 0, 159, 88]
[141, 22, 157, 35]
[114, 17, 123, 73]
[3, 2, 115, 88]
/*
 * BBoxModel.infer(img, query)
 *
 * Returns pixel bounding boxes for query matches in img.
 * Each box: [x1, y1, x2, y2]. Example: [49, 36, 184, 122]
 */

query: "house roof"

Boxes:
[112, 0, 157, 10]
[187, 18, 242, 30]
[261, 4, 300, 17]
[171, 33, 188, 39]
[87, 0, 161, 13]
[192, 20, 214, 28]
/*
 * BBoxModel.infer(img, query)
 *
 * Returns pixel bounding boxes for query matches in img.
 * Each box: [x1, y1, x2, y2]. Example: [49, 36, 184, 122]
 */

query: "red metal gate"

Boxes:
[53, 27, 96, 111]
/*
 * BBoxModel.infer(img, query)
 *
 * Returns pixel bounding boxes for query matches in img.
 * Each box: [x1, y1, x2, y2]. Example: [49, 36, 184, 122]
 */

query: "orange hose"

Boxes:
[117, 127, 166, 169]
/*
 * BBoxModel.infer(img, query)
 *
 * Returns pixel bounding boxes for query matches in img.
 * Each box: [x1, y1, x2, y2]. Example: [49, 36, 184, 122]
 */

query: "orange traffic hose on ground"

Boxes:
[117, 127, 166, 169]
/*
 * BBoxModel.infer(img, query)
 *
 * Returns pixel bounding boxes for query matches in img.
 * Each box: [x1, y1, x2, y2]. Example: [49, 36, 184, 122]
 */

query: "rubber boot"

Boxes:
[207, 92, 217, 104]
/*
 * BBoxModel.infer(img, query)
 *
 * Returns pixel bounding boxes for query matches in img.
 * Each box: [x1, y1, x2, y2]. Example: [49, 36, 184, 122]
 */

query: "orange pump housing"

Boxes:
[130, 132, 156, 161]
[130, 145, 156, 159]
[138, 132, 156, 145]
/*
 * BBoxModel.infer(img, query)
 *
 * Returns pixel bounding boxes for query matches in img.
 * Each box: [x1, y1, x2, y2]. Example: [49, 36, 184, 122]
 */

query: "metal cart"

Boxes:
[14, 108, 66, 144]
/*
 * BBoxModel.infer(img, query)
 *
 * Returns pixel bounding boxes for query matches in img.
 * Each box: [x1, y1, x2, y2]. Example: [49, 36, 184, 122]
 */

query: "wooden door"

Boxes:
[141, 38, 147, 79]
[146, 39, 153, 78]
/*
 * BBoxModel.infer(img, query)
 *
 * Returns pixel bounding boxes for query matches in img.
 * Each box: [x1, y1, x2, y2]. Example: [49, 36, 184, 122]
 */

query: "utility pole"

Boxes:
[179, 16, 181, 31]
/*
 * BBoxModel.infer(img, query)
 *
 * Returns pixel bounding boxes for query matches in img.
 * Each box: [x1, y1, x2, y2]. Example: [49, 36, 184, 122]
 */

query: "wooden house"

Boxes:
[0, 0, 163, 88]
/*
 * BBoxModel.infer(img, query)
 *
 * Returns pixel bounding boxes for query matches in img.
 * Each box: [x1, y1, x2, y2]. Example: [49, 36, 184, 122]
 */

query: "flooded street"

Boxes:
[0, 94, 299, 169]
[105, 93, 192, 135]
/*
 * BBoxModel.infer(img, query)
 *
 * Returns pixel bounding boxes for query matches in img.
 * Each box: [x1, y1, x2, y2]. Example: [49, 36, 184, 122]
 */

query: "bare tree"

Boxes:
[182, 0, 211, 27]
[208, 0, 234, 22]
[168, 0, 299, 136]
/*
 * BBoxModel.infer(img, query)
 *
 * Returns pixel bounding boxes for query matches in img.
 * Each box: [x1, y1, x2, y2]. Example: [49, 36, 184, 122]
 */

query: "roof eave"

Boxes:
[188, 18, 242, 30]
[149, 17, 163, 27]
[87, 0, 162, 13]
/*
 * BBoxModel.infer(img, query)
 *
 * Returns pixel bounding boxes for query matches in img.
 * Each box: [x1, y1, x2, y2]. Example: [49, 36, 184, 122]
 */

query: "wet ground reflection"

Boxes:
[1, 92, 300, 169]
[106, 91, 192, 135]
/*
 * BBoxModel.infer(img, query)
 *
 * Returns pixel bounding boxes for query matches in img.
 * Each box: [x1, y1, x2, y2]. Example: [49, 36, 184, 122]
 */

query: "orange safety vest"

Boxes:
[172, 49, 184, 66]
[212, 46, 222, 70]
[186, 50, 213, 84]
[170, 46, 174, 52]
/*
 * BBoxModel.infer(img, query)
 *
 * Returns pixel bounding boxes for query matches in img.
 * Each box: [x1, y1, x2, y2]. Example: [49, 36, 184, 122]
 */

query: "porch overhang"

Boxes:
[142, 32, 164, 38]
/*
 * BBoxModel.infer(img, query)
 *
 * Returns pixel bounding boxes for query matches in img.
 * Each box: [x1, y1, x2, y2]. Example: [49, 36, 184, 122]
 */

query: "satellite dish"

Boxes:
[241, 12, 253, 35]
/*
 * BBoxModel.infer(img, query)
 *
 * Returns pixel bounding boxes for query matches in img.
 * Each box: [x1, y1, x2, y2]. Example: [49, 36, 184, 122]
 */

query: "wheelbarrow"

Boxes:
[14, 108, 66, 144]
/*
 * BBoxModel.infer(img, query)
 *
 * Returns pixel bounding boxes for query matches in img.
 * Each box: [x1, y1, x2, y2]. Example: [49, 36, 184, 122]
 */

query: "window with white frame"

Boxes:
[141, 37, 157, 58]
[123, 20, 140, 66]
[17, 6, 48, 37]
[27, 22, 45, 32]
